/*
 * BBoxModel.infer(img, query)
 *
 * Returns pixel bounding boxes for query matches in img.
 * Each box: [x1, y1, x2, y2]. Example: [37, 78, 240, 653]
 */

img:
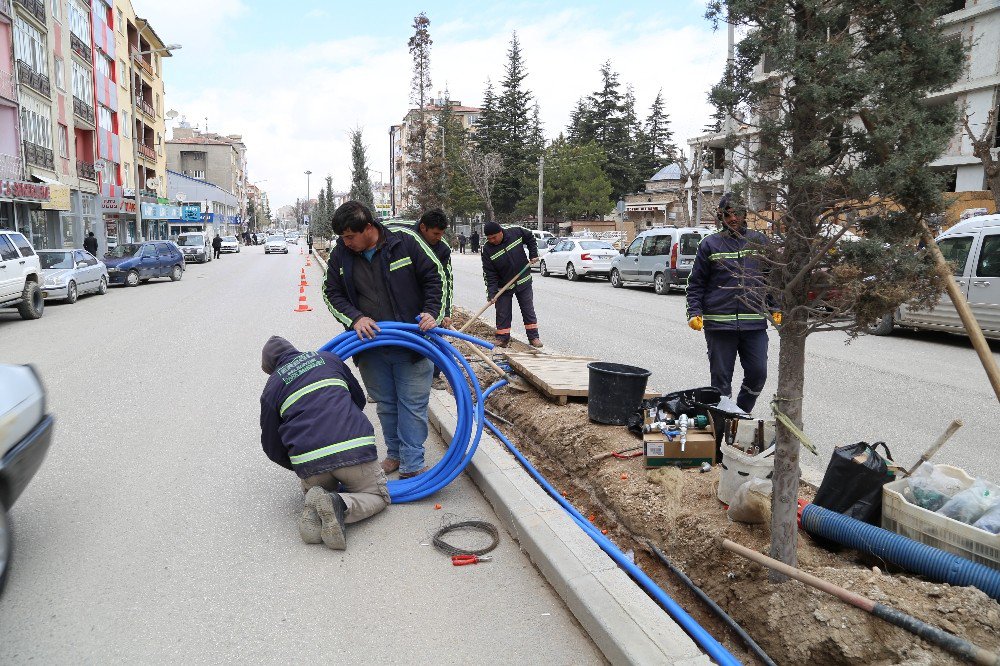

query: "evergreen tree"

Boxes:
[474, 80, 503, 154]
[439, 98, 480, 220]
[406, 12, 441, 211]
[566, 97, 595, 144]
[535, 138, 612, 221]
[577, 61, 632, 199]
[349, 128, 375, 212]
[645, 89, 676, 166]
[493, 32, 536, 218]
[311, 175, 333, 239]
[529, 103, 544, 157]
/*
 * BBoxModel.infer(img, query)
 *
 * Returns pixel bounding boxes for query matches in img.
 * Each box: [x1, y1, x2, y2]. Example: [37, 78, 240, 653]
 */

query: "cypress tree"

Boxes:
[349, 128, 375, 212]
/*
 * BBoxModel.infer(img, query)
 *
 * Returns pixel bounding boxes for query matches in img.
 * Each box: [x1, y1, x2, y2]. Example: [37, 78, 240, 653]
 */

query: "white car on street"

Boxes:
[539, 239, 618, 281]
[220, 236, 240, 253]
[0, 230, 44, 319]
[38, 249, 108, 303]
[285, 233, 299, 245]
[264, 235, 288, 254]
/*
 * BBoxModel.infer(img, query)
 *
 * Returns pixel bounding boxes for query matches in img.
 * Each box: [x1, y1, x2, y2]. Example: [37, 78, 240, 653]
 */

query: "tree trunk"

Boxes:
[769, 319, 807, 582]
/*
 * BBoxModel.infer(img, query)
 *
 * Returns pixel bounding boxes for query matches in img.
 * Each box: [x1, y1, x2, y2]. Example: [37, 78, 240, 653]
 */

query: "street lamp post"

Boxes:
[130, 43, 181, 242]
[304, 170, 312, 231]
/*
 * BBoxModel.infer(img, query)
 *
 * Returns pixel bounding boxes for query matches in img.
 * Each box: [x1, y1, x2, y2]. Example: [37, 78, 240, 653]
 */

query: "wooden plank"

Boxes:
[498, 350, 658, 404]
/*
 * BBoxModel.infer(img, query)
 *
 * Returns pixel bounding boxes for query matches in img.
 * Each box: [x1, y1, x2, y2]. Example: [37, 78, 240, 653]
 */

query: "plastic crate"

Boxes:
[881, 464, 1000, 570]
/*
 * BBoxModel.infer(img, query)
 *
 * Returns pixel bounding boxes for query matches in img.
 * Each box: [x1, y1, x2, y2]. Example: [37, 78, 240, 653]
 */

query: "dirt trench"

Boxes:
[454, 309, 1000, 666]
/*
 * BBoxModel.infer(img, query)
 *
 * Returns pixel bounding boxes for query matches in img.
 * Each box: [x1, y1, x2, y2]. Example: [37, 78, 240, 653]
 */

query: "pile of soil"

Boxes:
[453, 309, 1000, 665]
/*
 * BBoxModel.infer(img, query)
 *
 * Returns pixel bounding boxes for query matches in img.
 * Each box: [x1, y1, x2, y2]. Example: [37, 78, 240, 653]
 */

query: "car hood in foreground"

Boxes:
[41, 268, 72, 281]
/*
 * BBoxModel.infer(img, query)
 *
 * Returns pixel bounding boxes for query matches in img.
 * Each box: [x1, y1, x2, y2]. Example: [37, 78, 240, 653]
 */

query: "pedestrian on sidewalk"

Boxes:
[481, 221, 543, 348]
[83, 231, 98, 256]
[259, 335, 389, 550]
[470, 230, 480, 254]
[212, 234, 223, 259]
[685, 193, 779, 414]
[458, 232, 467, 254]
[323, 201, 447, 479]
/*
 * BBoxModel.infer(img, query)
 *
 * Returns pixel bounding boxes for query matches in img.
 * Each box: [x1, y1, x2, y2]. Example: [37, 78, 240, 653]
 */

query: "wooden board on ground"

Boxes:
[501, 351, 659, 405]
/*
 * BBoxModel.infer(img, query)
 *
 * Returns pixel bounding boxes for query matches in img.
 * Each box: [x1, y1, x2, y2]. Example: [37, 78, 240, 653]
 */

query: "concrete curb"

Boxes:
[427, 391, 711, 666]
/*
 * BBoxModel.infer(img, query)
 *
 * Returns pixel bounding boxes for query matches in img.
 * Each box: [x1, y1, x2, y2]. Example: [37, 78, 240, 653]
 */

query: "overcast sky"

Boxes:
[140, 0, 729, 209]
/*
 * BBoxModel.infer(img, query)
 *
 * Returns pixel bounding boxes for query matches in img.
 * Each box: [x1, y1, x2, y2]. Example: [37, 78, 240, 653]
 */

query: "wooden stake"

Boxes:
[903, 419, 963, 477]
[458, 264, 531, 334]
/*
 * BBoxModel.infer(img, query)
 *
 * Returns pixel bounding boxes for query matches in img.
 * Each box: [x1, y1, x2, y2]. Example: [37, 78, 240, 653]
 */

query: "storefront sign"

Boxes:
[106, 221, 118, 237]
[181, 205, 202, 221]
[0, 179, 51, 202]
[41, 184, 72, 211]
[140, 203, 183, 219]
[101, 197, 137, 214]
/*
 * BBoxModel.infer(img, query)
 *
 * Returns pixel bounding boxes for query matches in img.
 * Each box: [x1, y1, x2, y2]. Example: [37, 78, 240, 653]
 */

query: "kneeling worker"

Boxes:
[260, 335, 389, 550]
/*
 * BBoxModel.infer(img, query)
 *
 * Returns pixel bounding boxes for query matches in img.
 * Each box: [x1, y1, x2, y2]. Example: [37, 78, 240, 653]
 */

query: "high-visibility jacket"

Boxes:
[387, 223, 453, 318]
[685, 227, 771, 331]
[260, 349, 376, 479]
[482, 226, 538, 300]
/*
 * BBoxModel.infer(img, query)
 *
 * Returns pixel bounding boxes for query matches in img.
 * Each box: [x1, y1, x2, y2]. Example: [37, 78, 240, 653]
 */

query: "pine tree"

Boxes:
[349, 128, 375, 212]
[475, 80, 503, 154]
[439, 98, 480, 220]
[622, 84, 646, 192]
[582, 61, 632, 200]
[645, 89, 676, 165]
[406, 12, 441, 211]
[493, 32, 535, 218]
[566, 97, 594, 144]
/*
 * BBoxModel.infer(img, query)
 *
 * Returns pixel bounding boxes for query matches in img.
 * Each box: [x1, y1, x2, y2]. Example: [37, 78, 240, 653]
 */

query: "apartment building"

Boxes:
[389, 96, 481, 215]
[166, 169, 239, 235]
[166, 120, 248, 232]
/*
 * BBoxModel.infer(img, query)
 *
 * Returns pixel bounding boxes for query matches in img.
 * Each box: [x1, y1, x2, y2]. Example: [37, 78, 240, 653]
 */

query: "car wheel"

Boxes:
[869, 313, 894, 336]
[566, 263, 579, 282]
[610, 269, 623, 288]
[98, 276, 108, 295]
[126, 270, 140, 287]
[0, 509, 10, 595]
[654, 272, 668, 295]
[65, 281, 78, 304]
[540, 260, 549, 277]
[16, 281, 43, 319]
[170, 265, 183, 281]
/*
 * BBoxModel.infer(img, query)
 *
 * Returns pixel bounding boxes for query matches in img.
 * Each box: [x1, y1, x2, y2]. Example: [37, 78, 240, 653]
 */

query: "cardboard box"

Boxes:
[643, 413, 716, 468]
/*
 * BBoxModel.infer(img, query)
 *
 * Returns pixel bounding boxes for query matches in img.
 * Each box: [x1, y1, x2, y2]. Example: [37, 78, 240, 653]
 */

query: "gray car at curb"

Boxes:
[38, 250, 109, 303]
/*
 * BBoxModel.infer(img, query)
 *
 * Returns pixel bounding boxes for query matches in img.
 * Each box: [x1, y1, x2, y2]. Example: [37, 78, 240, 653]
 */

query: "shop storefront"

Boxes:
[101, 196, 138, 247]
[0, 179, 52, 245]
[141, 203, 183, 240]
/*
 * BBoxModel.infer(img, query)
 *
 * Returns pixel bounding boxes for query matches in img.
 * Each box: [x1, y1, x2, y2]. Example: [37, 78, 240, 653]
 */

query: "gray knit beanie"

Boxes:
[261, 336, 299, 374]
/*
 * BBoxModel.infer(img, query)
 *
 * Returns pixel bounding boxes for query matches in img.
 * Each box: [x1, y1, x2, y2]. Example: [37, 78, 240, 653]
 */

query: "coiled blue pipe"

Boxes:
[800, 503, 1000, 601]
[320, 322, 491, 504]
[481, 383, 742, 666]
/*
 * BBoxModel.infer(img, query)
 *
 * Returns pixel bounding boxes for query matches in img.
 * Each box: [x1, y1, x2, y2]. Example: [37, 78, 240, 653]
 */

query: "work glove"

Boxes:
[772, 312, 782, 326]
[688, 316, 704, 331]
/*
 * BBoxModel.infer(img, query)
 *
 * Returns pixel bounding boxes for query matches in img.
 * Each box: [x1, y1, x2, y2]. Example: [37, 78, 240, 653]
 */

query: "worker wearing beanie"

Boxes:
[481, 221, 543, 348]
[259, 335, 390, 550]
[685, 194, 779, 413]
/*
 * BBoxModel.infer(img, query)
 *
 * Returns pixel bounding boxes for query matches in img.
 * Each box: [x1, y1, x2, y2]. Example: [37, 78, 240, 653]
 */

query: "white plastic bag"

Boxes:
[972, 503, 1000, 535]
[907, 463, 966, 511]
[727, 478, 772, 524]
[937, 480, 1000, 525]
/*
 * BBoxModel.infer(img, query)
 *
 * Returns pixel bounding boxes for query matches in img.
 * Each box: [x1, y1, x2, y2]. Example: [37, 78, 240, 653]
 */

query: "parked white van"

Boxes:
[609, 226, 714, 294]
[871, 214, 1000, 339]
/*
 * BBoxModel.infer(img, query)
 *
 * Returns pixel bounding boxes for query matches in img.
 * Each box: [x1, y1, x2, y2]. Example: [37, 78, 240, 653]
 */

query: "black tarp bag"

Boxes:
[812, 441, 895, 526]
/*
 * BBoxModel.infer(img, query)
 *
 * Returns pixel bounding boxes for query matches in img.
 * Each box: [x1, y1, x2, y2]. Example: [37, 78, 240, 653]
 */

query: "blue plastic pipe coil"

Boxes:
[800, 503, 1000, 601]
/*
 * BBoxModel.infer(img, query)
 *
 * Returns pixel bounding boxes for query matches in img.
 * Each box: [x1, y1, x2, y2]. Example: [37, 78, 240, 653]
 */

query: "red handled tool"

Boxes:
[451, 554, 492, 566]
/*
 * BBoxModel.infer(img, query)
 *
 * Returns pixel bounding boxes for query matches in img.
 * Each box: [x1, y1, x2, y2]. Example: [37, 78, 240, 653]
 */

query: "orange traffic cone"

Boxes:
[300, 268, 309, 287]
[294, 284, 313, 313]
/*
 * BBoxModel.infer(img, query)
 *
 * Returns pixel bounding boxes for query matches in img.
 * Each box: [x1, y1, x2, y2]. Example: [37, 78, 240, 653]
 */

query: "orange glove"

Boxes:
[772, 312, 783, 326]
[688, 316, 704, 331]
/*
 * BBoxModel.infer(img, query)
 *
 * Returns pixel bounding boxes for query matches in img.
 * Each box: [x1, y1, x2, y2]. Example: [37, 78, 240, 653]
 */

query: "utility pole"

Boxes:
[722, 18, 735, 193]
[304, 170, 312, 230]
[536, 155, 544, 232]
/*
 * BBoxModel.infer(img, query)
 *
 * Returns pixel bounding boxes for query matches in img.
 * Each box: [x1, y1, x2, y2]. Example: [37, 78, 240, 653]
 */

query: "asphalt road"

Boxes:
[449, 251, 1000, 483]
[0, 245, 602, 664]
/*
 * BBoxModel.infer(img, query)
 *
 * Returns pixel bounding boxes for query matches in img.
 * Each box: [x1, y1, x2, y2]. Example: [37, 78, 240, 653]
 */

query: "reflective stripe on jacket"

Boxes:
[685, 228, 771, 331]
[481, 226, 538, 299]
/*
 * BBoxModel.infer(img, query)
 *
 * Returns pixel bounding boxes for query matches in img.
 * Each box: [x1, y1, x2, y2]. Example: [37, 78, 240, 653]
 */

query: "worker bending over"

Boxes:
[259, 336, 389, 550]
[685, 193, 779, 413]
[481, 221, 543, 348]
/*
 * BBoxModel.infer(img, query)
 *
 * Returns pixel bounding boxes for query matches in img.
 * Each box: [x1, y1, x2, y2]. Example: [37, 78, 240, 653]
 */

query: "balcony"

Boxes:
[23, 140, 54, 170]
[70, 33, 92, 62]
[0, 152, 22, 180]
[138, 98, 155, 119]
[0, 67, 15, 102]
[77, 160, 97, 181]
[16, 60, 50, 98]
[73, 96, 96, 126]
[13, 0, 44, 24]
[138, 143, 156, 161]
[130, 48, 154, 78]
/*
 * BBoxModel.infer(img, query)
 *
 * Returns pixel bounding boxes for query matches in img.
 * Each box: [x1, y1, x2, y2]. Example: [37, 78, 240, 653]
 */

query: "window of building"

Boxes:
[54, 56, 65, 90]
[97, 54, 115, 82]
[72, 60, 94, 106]
[51, 0, 61, 22]
[154, 54, 160, 75]
[119, 59, 128, 88]
[98, 105, 114, 132]
[69, 0, 92, 42]
[13, 18, 48, 77]
[192, 170, 205, 180]
[123, 162, 131, 187]
[58, 123, 69, 157]
[121, 110, 130, 137]
[19, 95, 53, 149]
[117, 8, 123, 33]
[154, 93, 160, 116]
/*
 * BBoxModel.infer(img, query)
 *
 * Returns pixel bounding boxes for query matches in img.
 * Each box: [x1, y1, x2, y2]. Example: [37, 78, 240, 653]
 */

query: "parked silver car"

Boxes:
[176, 232, 213, 263]
[38, 249, 108, 303]
[610, 226, 714, 294]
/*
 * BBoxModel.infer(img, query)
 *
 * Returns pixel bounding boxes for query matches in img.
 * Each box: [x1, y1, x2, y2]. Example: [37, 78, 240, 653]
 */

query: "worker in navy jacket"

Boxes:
[260, 336, 389, 550]
[481, 221, 543, 348]
[685, 194, 779, 413]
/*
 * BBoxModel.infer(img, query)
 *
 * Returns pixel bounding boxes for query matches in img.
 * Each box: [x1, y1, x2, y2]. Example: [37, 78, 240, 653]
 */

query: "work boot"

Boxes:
[432, 376, 448, 390]
[494, 339, 510, 348]
[298, 500, 322, 545]
[530, 338, 544, 348]
[399, 466, 429, 479]
[381, 458, 400, 474]
[307, 486, 348, 550]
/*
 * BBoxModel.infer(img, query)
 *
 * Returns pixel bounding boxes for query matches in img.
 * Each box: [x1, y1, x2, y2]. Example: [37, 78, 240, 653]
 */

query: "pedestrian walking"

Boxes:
[458, 232, 467, 254]
[83, 231, 98, 256]
[685, 193, 779, 414]
[323, 201, 447, 479]
[307, 232, 314, 254]
[212, 234, 223, 259]
[470, 230, 480, 254]
[481, 221, 543, 348]
[259, 336, 389, 550]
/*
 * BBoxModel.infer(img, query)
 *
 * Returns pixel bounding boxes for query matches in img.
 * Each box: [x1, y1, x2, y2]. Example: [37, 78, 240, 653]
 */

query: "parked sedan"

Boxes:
[1, 364, 55, 594]
[265, 235, 288, 254]
[220, 236, 240, 253]
[38, 249, 108, 303]
[104, 241, 185, 287]
[539, 239, 618, 281]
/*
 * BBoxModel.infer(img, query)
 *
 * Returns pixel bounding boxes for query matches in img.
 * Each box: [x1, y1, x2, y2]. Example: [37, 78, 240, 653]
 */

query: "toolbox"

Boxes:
[643, 410, 716, 468]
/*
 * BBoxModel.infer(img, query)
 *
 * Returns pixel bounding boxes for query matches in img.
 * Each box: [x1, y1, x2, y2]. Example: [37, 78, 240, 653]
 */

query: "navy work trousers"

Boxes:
[495, 286, 539, 341]
[704, 328, 768, 413]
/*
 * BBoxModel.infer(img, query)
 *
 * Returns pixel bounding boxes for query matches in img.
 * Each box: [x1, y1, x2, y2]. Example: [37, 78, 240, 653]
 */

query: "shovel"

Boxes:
[448, 326, 530, 393]
[458, 263, 532, 334]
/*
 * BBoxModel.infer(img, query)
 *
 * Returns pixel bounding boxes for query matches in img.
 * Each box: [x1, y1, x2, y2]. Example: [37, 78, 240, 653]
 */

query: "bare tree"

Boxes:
[460, 148, 504, 223]
[961, 106, 1000, 210]
[676, 146, 706, 227]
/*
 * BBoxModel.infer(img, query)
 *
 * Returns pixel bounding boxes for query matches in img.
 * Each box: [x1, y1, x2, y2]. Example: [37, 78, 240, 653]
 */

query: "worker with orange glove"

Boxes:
[685, 193, 779, 413]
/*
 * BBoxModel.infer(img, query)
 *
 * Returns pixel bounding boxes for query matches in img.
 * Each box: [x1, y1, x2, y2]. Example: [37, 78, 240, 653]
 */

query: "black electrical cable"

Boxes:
[646, 540, 777, 666]
[433, 520, 500, 557]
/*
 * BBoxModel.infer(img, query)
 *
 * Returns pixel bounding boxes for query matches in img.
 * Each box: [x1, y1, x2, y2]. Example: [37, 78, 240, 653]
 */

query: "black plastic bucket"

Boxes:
[587, 362, 652, 425]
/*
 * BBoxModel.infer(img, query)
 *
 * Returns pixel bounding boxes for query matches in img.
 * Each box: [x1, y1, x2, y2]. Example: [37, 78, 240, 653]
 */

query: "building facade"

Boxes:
[166, 169, 239, 235]
[166, 120, 247, 231]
